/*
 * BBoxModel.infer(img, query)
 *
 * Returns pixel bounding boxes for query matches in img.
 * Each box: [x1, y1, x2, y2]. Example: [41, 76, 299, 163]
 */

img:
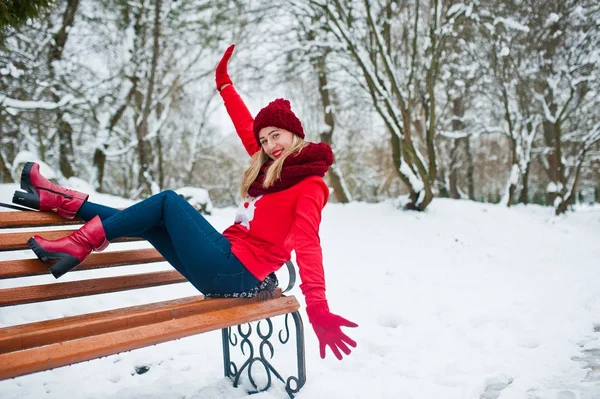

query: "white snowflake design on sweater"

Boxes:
[233, 195, 263, 229]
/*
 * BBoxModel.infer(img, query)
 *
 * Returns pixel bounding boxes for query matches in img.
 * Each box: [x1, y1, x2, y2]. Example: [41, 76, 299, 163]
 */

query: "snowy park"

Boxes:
[2, 1, 600, 398]
[1, 183, 600, 399]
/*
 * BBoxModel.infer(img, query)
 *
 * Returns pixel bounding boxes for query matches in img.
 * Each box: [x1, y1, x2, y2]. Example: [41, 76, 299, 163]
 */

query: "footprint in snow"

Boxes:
[480, 374, 513, 399]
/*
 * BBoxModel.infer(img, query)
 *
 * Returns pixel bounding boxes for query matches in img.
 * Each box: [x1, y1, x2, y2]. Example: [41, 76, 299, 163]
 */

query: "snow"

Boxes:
[10, 154, 57, 181]
[175, 187, 214, 215]
[446, 3, 468, 18]
[399, 160, 425, 193]
[493, 17, 530, 33]
[545, 13, 561, 27]
[0, 93, 77, 111]
[1, 185, 600, 399]
[547, 181, 564, 194]
[0, 63, 25, 78]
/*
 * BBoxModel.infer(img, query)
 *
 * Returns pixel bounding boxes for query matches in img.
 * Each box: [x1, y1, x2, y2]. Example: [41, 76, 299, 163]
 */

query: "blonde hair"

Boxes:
[240, 135, 308, 197]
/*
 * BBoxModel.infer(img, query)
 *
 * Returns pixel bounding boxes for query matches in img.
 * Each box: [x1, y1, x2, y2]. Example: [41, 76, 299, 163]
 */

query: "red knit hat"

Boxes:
[253, 98, 305, 143]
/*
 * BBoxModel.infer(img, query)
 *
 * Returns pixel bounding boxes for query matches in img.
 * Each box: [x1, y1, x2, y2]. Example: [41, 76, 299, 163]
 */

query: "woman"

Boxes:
[13, 45, 357, 361]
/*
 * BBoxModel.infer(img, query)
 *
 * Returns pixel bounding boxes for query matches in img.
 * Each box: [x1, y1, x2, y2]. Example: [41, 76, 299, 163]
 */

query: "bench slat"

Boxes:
[0, 211, 82, 228]
[0, 230, 141, 251]
[0, 292, 281, 353]
[0, 296, 300, 380]
[0, 270, 187, 306]
[0, 248, 165, 279]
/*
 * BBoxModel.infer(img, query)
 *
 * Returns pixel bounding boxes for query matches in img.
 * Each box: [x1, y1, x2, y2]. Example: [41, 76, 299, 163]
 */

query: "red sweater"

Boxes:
[220, 85, 328, 308]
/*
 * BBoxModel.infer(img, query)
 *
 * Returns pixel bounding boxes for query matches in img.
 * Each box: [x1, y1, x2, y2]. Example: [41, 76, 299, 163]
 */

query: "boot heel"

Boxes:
[49, 256, 81, 279]
[13, 190, 40, 210]
[27, 237, 81, 279]
[13, 162, 40, 210]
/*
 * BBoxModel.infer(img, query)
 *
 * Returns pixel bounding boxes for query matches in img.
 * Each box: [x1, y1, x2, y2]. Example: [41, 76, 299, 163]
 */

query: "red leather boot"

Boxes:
[28, 215, 109, 278]
[13, 162, 88, 219]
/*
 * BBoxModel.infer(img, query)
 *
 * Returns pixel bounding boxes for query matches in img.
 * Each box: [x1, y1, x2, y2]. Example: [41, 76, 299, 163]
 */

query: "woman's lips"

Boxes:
[272, 149, 283, 158]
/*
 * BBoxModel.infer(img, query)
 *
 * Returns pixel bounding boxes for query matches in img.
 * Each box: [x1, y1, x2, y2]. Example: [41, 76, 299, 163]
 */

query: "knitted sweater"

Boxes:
[220, 85, 328, 308]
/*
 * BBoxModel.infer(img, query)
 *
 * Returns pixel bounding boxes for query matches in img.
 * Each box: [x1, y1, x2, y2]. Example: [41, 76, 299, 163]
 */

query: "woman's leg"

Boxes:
[76, 201, 119, 222]
[97, 191, 259, 294]
[77, 201, 193, 281]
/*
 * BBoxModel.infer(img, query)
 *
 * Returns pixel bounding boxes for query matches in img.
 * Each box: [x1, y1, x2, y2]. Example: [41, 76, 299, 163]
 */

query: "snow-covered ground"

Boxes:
[1, 183, 600, 399]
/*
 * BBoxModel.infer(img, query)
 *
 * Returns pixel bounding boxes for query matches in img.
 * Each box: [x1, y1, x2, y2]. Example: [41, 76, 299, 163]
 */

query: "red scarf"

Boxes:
[248, 142, 334, 197]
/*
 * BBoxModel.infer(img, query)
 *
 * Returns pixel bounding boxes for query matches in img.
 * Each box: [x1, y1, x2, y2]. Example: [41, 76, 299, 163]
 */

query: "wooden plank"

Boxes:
[0, 291, 282, 353]
[0, 296, 300, 380]
[0, 270, 187, 306]
[0, 211, 82, 228]
[0, 230, 141, 251]
[0, 248, 165, 279]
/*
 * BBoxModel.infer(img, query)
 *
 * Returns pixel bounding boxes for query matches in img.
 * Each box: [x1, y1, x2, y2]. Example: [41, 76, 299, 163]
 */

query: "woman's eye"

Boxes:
[273, 134, 279, 139]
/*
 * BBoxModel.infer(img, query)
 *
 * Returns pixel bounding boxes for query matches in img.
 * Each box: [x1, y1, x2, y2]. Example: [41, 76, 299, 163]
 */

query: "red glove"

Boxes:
[306, 302, 358, 360]
[215, 44, 235, 91]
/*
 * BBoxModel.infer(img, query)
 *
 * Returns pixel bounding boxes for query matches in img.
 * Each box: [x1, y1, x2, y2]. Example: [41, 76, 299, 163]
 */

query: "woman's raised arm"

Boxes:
[216, 45, 260, 156]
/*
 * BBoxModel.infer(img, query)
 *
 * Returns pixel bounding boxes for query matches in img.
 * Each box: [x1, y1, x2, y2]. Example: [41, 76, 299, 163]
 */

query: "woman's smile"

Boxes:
[272, 148, 283, 158]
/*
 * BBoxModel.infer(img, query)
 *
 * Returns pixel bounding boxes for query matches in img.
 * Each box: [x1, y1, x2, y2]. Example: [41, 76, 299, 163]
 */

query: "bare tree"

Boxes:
[529, 0, 600, 212]
[288, 3, 352, 202]
[306, 0, 471, 210]
[554, 122, 600, 214]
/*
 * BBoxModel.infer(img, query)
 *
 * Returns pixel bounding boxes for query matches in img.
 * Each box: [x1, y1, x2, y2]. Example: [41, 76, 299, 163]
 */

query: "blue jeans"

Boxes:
[77, 190, 259, 295]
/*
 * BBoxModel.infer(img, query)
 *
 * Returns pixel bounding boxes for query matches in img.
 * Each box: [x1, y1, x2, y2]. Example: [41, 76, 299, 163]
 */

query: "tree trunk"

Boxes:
[502, 137, 518, 207]
[93, 77, 139, 192]
[555, 124, 600, 214]
[543, 120, 560, 204]
[425, 0, 440, 185]
[57, 116, 75, 178]
[93, 147, 106, 192]
[0, 146, 13, 183]
[322, 0, 434, 210]
[0, 153, 12, 182]
[465, 135, 475, 200]
[0, 113, 14, 182]
[437, 166, 450, 198]
[48, 0, 79, 179]
[157, 135, 164, 190]
[136, 0, 161, 194]
[518, 162, 530, 204]
[555, 151, 585, 215]
[49, 0, 79, 62]
[33, 111, 47, 161]
[508, 181, 516, 206]
[448, 140, 460, 199]
[390, 130, 418, 205]
[499, 80, 519, 208]
[383, 0, 426, 208]
[314, 53, 351, 203]
[449, 97, 465, 199]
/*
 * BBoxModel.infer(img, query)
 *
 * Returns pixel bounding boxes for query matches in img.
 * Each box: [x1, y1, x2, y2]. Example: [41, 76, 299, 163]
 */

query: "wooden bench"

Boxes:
[0, 209, 306, 397]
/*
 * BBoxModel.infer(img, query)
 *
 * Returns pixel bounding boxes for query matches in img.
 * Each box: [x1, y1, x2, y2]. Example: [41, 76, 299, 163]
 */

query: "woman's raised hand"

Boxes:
[216, 44, 235, 91]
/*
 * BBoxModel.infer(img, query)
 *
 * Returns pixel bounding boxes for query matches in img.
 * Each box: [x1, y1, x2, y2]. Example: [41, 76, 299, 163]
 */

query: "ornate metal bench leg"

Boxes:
[222, 311, 306, 398]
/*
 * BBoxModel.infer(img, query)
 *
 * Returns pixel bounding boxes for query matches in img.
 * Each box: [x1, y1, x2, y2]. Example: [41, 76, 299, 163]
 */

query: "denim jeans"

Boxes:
[77, 190, 259, 295]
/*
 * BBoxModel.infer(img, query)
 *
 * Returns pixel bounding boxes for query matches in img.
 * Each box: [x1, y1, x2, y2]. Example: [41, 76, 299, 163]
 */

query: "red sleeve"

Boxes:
[293, 179, 330, 309]
[219, 85, 260, 156]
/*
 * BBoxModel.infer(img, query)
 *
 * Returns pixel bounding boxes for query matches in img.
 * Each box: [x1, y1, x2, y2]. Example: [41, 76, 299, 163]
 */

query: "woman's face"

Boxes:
[258, 127, 295, 160]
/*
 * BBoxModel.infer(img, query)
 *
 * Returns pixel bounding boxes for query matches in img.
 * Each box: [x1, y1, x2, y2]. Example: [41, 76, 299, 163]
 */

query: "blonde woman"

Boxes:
[14, 45, 357, 361]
